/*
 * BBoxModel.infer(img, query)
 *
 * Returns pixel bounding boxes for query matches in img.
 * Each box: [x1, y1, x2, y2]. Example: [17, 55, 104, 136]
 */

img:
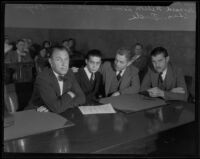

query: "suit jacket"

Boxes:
[27, 67, 85, 113]
[100, 61, 140, 96]
[5, 50, 32, 64]
[140, 63, 188, 101]
[75, 67, 104, 104]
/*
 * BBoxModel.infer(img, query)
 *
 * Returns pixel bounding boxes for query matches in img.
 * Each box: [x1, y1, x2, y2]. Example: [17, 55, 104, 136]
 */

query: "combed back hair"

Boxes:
[116, 47, 132, 61]
[151, 47, 169, 57]
[85, 49, 102, 60]
[134, 42, 143, 49]
[49, 45, 70, 58]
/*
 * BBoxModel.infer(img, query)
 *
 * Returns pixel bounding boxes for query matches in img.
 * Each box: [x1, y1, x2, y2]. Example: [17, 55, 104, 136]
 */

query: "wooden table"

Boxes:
[3, 101, 195, 155]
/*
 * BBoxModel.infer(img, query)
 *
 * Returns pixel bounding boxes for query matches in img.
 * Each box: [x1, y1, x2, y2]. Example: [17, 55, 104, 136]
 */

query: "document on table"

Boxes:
[79, 103, 116, 115]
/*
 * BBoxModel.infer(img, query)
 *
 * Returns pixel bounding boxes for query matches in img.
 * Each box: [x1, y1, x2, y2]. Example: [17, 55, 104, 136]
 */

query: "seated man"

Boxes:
[5, 39, 32, 63]
[140, 47, 187, 101]
[27, 45, 86, 113]
[75, 49, 103, 105]
[100, 47, 140, 97]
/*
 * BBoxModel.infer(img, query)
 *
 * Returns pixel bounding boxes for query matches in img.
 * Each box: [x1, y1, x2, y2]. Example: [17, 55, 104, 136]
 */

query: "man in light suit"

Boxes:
[140, 46, 187, 101]
[100, 47, 140, 97]
[27, 45, 85, 113]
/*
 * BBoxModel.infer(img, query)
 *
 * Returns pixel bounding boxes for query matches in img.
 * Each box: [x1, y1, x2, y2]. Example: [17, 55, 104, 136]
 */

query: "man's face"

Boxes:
[49, 49, 69, 75]
[134, 45, 143, 55]
[16, 41, 25, 52]
[152, 53, 169, 73]
[86, 56, 101, 73]
[114, 54, 129, 71]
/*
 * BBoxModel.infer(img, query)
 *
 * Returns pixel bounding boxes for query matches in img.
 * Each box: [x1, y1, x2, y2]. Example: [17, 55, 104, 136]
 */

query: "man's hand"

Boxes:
[111, 91, 121, 97]
[147, 87, 164, 98]
[67, 91, 76, 98]
[170, 87, 185, 94]
[71, 67, 79, 73]
[37, 106, 49, 112]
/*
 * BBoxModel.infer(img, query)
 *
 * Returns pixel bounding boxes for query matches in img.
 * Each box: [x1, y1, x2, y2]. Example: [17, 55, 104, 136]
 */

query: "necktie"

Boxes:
[58, 75, 65, 81]
[90, 73, 95, 85]
[116, 71, 122, 81]
[158, 72, 163, 83]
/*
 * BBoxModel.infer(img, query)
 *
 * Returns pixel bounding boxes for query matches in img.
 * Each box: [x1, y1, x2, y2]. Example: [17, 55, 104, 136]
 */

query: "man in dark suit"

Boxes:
[75, 49, 103, 105]
[27, 45, 85, 113]
[100, 47, 140, 97]
[140, 47, 188, 101]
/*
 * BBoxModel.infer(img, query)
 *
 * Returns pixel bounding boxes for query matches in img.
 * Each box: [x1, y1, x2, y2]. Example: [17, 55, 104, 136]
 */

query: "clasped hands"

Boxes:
[147, 87, 185, 98]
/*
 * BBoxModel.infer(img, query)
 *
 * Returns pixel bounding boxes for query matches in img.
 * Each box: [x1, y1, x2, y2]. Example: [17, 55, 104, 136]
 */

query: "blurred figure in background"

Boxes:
[130, 43, 149, 82]
[34, 48, 49, 73]
[42, 40, 51, 57]
[5, 39, 32, 63]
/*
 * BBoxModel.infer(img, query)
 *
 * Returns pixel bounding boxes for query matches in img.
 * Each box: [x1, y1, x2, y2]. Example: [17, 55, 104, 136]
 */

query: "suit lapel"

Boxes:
[49, 69, 61, 96]
[163, 64, 174, 90]
[119, 67, 130, 89]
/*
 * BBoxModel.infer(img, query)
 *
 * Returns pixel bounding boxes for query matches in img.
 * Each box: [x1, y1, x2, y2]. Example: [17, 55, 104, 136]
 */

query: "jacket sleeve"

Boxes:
[119, 66, 140, 94]
[70, 72, 86, 107]
[164, 68, 188, 101]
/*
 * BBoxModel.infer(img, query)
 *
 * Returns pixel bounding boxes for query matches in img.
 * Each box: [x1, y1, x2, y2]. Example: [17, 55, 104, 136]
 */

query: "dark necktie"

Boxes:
[158, 72, 163, 84]
[58, 75, 65, 81]
[116, 71, 122, 81]
[90, 73, 95, 85]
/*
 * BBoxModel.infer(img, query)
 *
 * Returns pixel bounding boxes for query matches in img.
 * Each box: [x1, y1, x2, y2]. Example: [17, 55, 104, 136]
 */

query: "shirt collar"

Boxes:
[161, 67, 168, 80]
[52, 70, 64, 81]
[116, 68, 126, 76]
[84, 66, 94, 79]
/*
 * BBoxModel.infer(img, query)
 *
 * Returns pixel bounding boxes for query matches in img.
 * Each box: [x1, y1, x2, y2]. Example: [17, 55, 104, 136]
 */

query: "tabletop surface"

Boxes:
[4, 100, 195, 154]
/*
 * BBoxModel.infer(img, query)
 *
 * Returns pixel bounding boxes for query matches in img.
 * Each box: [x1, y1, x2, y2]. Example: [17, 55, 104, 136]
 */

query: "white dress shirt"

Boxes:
[161, 68, 168, 81]
[84, 66, 95, 80]
[53, 71, 64, 95]
[116, 68, 126, 77]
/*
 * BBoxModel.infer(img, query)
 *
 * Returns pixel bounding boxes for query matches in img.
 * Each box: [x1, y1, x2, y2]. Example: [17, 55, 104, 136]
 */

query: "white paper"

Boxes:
[79, 103, 116, 115]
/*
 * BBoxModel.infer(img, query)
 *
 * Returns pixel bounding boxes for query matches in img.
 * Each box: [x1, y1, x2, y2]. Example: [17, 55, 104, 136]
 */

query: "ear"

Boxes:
[48, 58, 52, 67]
[85, 59, 88, 65]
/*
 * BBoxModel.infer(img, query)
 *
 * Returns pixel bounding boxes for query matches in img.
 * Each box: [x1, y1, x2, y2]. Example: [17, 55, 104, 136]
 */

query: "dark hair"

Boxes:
[116, 47, 132, 61]
[49, 45, 69, 58]
[151, 47, 168, 57]
[85, 49, 102, 60]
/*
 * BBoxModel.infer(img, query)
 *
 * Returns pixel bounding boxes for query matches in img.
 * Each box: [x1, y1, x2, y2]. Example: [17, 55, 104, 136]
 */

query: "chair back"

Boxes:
[4, 84, 19, 112]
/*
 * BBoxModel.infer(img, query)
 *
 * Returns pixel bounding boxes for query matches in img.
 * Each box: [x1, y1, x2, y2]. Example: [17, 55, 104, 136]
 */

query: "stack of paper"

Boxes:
[79, 103, 116, 115]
